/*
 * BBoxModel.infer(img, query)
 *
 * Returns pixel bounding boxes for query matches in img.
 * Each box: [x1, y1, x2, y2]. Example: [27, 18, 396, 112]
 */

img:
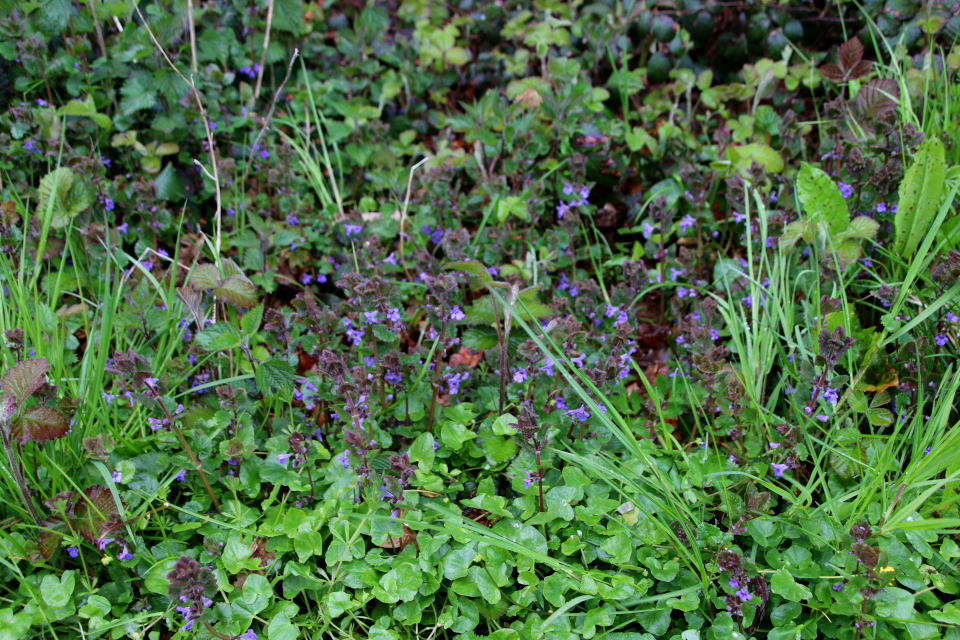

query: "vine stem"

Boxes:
[145, 382, 221, 514]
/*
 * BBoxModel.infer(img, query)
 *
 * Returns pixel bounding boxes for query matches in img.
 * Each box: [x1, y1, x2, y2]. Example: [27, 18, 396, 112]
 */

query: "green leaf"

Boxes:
[215, 275, 259, 309]
[894, 138, 946, 258]
[256, 359, 295, 398]
[930, 603, 960, 625]
[241, 305, 264, 336]
[223, 539, 261, 574]
[267, 612, 299, 640]
[462, 326, 499, 350]
[770, 569, 812, 602]
[796, 163, 848, 236]
[873, 586, 914, 619]
[37, 168, 91, 229]
[843, 215, 880, 240]
[729, 142, 785, 175]
[441, 420, 476, 450]
[240, 574, 272, 614]
[119, 71, 158, 116]
[196, 323, 243, 352]
[40, 571, 75, 608]
[155, 163, 186, 201]
[446, 260, 493, 288]
[441, 545, 476, 580]
[408, 432, 435, 472]
[294, 529, 323, 561]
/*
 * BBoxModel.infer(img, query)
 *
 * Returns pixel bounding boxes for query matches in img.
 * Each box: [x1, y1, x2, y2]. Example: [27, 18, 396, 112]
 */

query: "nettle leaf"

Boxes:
[240, 305, 264, 336]
[37, 168, 92, 229]
[196, 323, 243, 352]
[1, 357, 49, 404]
[462, 326, 498, 350]
[256, 359, 295, 398]
[214, 276, 258, 309]
[894, 137, 946, 259]
[796, 163, 848, 236]
[71, 485, 121, 545]
[10, 406, 70, 444]
[190, 264, 221, 290]
[843, 216, 880, 240]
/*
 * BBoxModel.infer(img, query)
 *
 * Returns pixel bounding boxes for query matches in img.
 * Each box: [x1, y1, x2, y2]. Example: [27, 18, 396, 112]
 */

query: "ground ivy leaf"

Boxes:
[442, 545, 476, 580]
[770, 569, 812, 602]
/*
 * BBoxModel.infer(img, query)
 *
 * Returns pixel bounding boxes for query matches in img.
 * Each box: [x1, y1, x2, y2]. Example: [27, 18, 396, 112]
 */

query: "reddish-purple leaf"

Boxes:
[0, 358, 49, 405]
[853, 78, 900, 120]
[10, 406, 70, 443]
[847, 59, 872, 80]
[838, 37, 864, 73]
[73, 485, 122, 543]
[38, 517, 68, 559]
[818, 63, 845, 83]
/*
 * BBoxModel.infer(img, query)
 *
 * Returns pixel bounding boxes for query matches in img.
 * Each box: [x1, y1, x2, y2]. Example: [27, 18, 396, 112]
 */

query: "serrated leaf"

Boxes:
[38, 517, 69, 559]
[10, 406, 70, 443]
[838, 37, 863, 74]
[196, 323, 243, 352]
[73, 485, 121, 543]
[835, 239, 862, 263]
[818, 63, 845, 83]
[844, 216, 880, 240]
[779, 221, 807, 252]
[852, 79, 899, 121]
[37, 168, 91, 229]
[894, 138, 946, 259]
[462, 326, 498, 350]
[190, 264, 221, 290]
[215, 276, 258, 309]
[1, 358, 49, 404]
[256, 359, 294, 398]
[240, 305, 264, 336]
[796, 163, 848, 235]
[770, 569, 812, 602]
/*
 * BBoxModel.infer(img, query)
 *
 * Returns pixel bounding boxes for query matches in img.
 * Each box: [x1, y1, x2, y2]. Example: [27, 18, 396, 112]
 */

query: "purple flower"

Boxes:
[67, 546, 79, 558]
[562, 183, 574, 196]
[302, 273, 313, 285]
[337, 452, 350, 469]
[823, 388, 839, 405]
[925, 446, 932, 454]
[387, 308, 401, 323]
[97, 537, 115, 551]
[935, 334, 949, 347]
[105, 198, 115, 211]
[277, 453, 292, 466]
[677, 287, 689, 298]
[259, 150, 270, 160]
[344, 224, 363, 237]
[728, 578, 740, 589]
[771, 463, 789, 478]
[555, 397, 568, 411]
[226, 208, 236, 217]
[816, 414, 829, 422]
[735, 587, 752, 602]
[363, 311, 379, 325]
[240, 631, 258, 640]
[449, 306, 465, 322]
[433, 441, 440, 451]
[513, 368, 528, 383]
[833, 583, 843, 592]
[571, 353, 586, 368]
[556, 202, 570, 220]
[540, 357, 555, 377]
[117, 223, 128, 235]
[112, 471, 122, 483]
[577, 185, 590, 205]
[838, 182, 854, 199]
[118, 545, 134, 561]
[286, 214, 300, 226]
[36, 98, 48, 107]
[565, 404, 590, 422]
[523, 471, 536, 490]
[946, 312, 959, 324]
[678, 214, 696, 234]
[175, 469, 187, 482]
[769, 442, 780, 449]
[876, 202, 887, 213]
[208, 122, 217, 131]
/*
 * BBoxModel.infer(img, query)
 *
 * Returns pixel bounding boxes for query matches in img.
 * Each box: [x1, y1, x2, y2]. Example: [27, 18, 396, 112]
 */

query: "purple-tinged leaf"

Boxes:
[189, 263, 221, 290]
[853, 79, 900, 120]
[38, 517, 68, 559]
[838, 37, 863, 73]
[10, 406, 70, 443]
[214, 275, 258, 309]
[73, 485, 122, 544]
[847, 59, 872, 80]
[0, 358, 49, 405]
[818, 63, 845, 83]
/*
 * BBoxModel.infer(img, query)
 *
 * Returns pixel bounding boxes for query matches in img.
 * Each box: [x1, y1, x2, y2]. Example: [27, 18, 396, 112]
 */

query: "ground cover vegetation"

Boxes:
[1, 0, 960, 638]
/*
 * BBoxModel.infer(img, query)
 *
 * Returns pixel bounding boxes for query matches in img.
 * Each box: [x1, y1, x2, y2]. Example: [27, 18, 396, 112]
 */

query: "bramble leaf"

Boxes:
[10, 406, 70, 444]
[0, 357, 49, 405]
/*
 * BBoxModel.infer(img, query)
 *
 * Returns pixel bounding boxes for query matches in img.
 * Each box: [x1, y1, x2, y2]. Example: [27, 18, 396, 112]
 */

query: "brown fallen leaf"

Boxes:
[450, 346, 483, 368]
[376, 520, 419, 556]
[862, 368, 899, 393]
